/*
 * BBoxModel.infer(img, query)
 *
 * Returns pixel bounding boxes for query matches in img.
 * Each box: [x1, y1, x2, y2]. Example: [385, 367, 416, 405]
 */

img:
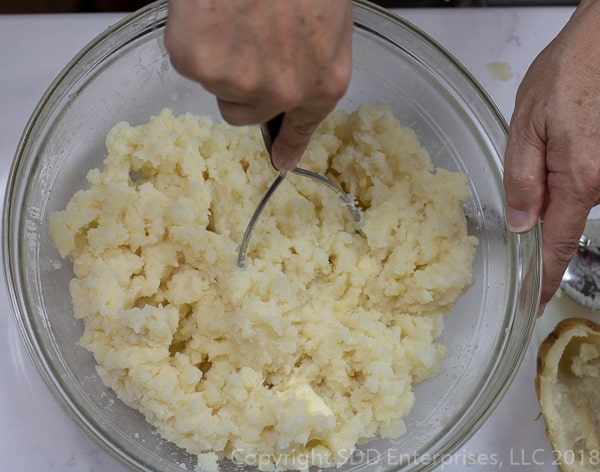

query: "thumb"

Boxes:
[270, 108, 330, 171]
[503, 117, 547, 233]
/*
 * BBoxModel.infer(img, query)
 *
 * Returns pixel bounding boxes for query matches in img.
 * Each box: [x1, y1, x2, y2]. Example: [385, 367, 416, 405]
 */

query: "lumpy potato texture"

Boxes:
[49, 104, 477, 471]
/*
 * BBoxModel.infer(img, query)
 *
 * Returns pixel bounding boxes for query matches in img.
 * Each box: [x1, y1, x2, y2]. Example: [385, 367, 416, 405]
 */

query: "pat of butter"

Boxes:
[276, 381, 333, 418]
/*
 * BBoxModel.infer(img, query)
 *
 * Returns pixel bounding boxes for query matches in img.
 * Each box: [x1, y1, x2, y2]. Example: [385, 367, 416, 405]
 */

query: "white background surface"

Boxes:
[0, 6, 591, 472]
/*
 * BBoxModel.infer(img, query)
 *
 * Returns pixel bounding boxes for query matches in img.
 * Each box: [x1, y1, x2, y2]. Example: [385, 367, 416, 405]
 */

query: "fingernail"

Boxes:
[537, 303, 546, 317]
[271, 151, 301, 171]
[277, 158, 300, 171]
[506, 207, 530, 233]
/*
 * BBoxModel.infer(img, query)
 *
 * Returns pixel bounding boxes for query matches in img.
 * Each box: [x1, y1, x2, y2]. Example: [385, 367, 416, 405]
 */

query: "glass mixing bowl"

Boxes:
[3, 1, 541, 471]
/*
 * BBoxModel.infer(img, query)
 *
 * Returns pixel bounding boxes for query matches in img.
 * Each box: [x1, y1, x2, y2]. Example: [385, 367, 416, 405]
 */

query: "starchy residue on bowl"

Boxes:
[49, 104, 477, 471]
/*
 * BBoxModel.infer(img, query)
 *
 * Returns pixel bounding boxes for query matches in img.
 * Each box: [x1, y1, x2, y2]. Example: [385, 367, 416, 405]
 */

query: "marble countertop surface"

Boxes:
[0, 6, 589, 472]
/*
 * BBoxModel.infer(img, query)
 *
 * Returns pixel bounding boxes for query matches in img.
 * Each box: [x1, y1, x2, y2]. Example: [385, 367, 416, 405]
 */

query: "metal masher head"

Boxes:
[236, 115, 362, 269]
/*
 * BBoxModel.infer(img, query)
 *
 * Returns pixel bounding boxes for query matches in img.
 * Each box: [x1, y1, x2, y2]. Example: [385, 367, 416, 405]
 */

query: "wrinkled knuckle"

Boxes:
[164, 28, 204, 79]
[331, 61, 352, 99]
[549, 240, 579, 269]
[503, 171, 538, 196]
[164, 47, 231, 91]
[196, 69, 227, 92]
[559, 157, 600, 209]
[313, 65, 351, 102]
[232, 78, 262, 100]
[166, 48, 211, 85]
[292, 119, 321, 138]
[275, 87, 304, 111]
[327, 62, 352, 100]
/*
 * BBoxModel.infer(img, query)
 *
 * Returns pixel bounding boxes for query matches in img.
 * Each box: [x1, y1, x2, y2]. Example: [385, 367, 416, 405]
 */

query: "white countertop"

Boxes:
[0, 6, 586, 472]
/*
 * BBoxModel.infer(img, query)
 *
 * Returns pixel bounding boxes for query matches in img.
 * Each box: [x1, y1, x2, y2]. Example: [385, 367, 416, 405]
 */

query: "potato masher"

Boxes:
[237, 114, 362, 268]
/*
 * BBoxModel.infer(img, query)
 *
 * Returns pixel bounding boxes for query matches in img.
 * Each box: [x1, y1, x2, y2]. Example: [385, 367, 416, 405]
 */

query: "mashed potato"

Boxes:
[49, 104, 477, 471]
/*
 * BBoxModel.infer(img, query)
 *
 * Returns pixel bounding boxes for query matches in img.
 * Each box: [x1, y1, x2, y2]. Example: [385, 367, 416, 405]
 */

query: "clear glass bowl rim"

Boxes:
[2, 1, 542, 471]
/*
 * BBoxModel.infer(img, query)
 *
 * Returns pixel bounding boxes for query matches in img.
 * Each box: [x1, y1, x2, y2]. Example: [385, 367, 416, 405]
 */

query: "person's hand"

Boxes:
[503, 0, 600, 311]
[164, 0, 353, 170]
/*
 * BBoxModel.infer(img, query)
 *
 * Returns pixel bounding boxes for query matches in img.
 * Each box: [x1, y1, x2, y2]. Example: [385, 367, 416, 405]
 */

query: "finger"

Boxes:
[503, 113, 547, 233]
[216, 98, 276, 126]
[539, 186, 588, 305]
[270, 107, 331, 170]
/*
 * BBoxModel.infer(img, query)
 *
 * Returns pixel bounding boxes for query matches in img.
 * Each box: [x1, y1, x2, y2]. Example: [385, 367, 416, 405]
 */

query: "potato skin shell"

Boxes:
[535, 317, 600, 472]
